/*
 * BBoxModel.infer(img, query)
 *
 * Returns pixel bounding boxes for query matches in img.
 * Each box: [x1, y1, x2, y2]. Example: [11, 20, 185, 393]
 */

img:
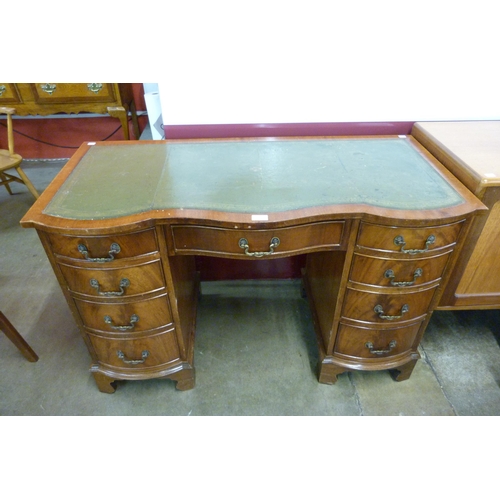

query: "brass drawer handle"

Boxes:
[104, 314, 139, 331]
[117, 350, 149, 365]
[238, 237, 280, 257]
[384, 268, 423, 287]
[90, 278, 130, 296]
[365, 340, 397, 355]
[374, 304, 409, 320]
[394, 235, 435, 254]
[40, 83, 57, 95]
[87, 83, 103, 94]
[78, 242, 120, 262]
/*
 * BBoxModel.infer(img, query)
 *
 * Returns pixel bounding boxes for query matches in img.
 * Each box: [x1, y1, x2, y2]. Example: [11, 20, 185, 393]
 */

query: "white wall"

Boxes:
[6, 1, 498, 126]
[157, 1, 500, 125]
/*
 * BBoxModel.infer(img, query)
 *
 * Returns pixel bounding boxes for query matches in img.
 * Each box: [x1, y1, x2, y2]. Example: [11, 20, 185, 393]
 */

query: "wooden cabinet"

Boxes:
[21, 138, 485, 392]
[0, 83, 139, 140]
[412, 121, 500, 309]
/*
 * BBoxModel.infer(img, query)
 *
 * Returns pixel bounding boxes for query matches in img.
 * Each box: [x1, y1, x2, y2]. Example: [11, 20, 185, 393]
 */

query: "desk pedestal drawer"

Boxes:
[74, 295, 173, 333]
[335, 323, 421, 359]
[89, 328, 180, 370]
[357, 221, 462, 253]
[48, 229, 158, 261]
[342, 287, 436, 324]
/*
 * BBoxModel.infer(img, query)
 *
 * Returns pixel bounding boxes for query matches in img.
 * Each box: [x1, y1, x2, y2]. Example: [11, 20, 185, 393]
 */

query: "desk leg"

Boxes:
[318, 360, 348, 384]
[169, 365, 195, 391]
[108, 106, 130, 140]
[92, 371, 117, 394]
[389, 354, 419, 382]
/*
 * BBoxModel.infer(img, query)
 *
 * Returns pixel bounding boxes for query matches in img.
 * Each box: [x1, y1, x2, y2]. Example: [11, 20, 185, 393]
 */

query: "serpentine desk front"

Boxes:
[21, 137, 485, 392]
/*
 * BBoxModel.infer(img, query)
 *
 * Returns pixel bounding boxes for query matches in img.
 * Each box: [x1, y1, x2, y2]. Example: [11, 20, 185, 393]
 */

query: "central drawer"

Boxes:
[169, 221, 345, 258]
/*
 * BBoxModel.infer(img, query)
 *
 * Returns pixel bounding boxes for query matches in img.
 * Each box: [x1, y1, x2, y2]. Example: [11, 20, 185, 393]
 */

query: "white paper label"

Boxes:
[251, 214, 268, 221]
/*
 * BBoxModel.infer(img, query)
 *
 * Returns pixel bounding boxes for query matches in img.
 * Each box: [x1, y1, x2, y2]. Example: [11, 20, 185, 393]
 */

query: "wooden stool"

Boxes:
[0, 310, 38, 362]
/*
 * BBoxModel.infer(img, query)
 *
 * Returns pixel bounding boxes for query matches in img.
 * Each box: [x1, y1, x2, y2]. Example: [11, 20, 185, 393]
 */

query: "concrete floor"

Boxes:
[2, 160, 500, 416]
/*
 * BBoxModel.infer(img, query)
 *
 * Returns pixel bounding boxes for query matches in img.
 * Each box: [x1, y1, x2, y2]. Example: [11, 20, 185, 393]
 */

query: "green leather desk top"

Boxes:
[44, 137, 464, 219]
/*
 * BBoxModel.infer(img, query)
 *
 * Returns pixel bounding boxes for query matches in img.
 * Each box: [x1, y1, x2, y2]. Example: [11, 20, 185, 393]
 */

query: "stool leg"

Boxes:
[0, 311, 38, 362]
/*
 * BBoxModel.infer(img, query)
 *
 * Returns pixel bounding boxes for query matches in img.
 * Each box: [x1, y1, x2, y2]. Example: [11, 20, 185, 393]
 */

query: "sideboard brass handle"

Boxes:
[40, 83, 57, 95]
[104, 314, 139, 331]
[117, 350, 149, 365]
[238, 237, 280, 257]
[374, 304, 409, 320]
[90, 278, 130, 296]
[365, 340, 397, 355]
[394, 235, 435, 254]
[384, 268, 423, 287]
[87, 83, 103, 94]
[78, 242, 120, 262]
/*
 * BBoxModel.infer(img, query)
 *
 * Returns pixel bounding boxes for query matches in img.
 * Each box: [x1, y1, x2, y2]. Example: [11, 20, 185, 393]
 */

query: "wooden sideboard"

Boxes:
[0, 83, 139, 140]
[20, 137, 485, 392]
[412, 121, 500, 310]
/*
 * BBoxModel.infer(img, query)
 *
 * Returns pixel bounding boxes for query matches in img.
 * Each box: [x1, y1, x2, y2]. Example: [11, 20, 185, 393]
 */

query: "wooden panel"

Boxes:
[455, 199, 500, 296]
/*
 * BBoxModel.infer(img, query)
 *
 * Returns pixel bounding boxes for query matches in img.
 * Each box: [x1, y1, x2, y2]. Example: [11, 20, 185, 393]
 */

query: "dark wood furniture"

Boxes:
[0, 83, 139, 140]
[413, 121, 500, 310]
[20, 137, 485, 392]
[0, 311, 38, 362]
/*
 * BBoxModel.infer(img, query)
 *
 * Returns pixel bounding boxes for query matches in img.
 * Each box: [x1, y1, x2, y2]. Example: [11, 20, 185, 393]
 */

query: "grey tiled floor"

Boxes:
[2, 160, 500, 416]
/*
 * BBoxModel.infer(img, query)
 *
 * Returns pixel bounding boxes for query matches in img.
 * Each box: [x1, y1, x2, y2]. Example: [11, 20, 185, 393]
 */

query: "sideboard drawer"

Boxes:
[357, 221, 463, 254]
[48, 229, 159, 261]
[335, 322, 421, 359]
[169, 221, 345, 257]
[342, 287, 436, 324]
[89, 328, 180, 370]
[31, 83, 116, 103]
[349, 252, 451, 288]
[59, 259, 166, 298]
[0, 83, 22, 104]
[74, 294, 173, 333]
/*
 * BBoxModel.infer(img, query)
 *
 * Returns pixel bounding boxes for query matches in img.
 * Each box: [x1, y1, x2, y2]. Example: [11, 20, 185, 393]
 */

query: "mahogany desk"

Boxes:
[20, 137, 485, 392]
